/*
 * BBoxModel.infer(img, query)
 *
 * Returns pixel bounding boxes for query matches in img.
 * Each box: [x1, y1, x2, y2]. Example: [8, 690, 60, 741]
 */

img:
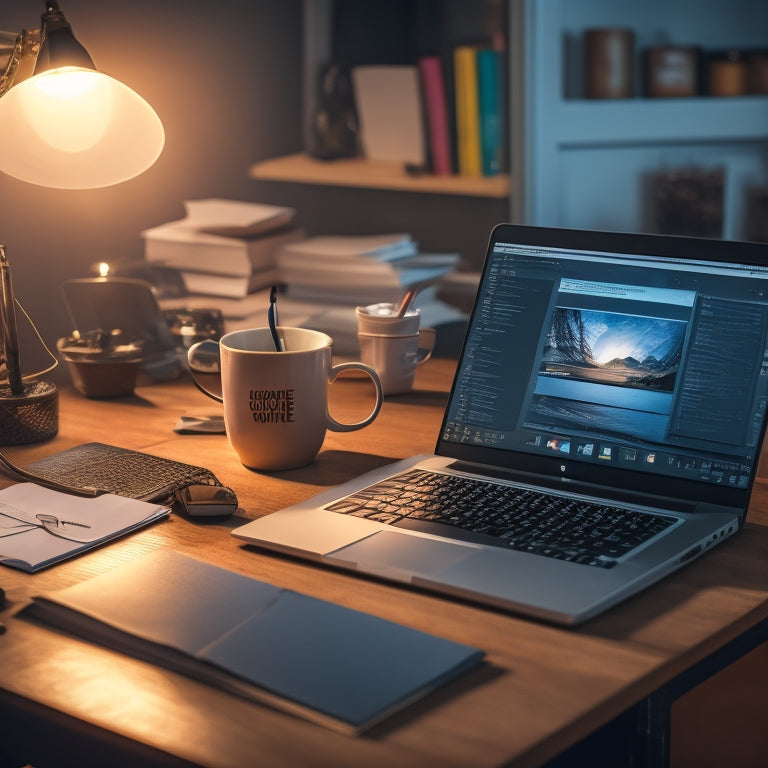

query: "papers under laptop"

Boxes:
[233, 225, 768, 625]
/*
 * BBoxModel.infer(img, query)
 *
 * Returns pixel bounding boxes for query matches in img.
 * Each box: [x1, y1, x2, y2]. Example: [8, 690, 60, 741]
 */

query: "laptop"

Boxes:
[233, 224, 768, 625]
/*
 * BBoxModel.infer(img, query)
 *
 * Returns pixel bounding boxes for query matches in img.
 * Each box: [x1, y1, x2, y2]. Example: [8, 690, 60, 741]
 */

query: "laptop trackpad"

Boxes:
[329, 531, 479, 580]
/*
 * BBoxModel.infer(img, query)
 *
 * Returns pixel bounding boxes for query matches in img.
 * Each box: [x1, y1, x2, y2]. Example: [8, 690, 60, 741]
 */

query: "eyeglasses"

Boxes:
[35, 513, 93, 542]
[0, 506, 93, 543]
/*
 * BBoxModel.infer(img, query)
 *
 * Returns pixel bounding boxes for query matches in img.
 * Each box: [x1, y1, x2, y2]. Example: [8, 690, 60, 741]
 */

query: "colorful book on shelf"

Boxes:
[441, 47, 460, 176]
[476, 48, 503, 177]
[418, 55, 453, 176]
[351, 65, 426, 165]
[452, 45, 482, 177]
[23, 550, 484, 735]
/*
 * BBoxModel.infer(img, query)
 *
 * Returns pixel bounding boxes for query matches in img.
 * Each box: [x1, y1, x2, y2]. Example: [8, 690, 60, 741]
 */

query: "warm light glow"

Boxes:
[32, 67, 100, 98]
[21, 68, 112, 153]
[0, 66, 164, 188]
[97, 261, 110, 277]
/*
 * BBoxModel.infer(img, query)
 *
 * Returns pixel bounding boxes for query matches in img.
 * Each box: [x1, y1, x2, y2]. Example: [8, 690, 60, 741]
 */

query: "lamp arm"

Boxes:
[0, 30, 20, 49]
[0, 29, 40, 97]
[0, 33, 23, 96]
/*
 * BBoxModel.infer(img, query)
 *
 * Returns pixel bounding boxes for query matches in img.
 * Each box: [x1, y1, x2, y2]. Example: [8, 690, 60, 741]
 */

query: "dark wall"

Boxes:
[0, 0, 303, 372]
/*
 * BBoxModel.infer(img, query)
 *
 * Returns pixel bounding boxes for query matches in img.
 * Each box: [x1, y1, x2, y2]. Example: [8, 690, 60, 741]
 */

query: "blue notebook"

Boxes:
[24, 550, 484, 734]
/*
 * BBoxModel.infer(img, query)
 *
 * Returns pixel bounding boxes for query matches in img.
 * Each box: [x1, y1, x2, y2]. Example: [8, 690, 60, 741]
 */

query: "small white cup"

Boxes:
[356, 303, 436, 396]
[188, 327, 383, 471]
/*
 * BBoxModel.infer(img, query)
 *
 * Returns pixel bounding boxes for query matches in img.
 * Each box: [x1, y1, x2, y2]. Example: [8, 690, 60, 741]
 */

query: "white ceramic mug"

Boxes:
[188, 327, 383, 471]
[356, 303, 436, 395]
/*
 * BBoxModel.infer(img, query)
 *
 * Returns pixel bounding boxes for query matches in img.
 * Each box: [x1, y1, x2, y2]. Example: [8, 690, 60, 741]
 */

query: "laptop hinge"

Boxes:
[446, 461, 698, 514]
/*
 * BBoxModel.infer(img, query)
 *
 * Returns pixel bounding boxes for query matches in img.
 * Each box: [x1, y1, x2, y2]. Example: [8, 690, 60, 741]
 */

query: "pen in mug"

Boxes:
[268, 285, 285, 351]
[395, 287, 419, 318]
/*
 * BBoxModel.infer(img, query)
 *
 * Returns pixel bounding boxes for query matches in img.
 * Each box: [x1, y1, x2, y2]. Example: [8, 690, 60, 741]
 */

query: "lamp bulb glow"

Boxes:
[20, 68, 112, 153]
[0, 66, 164, 188]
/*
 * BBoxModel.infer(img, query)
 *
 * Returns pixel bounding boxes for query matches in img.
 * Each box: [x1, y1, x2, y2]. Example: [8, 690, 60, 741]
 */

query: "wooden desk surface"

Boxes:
[2, 358, 768, 768]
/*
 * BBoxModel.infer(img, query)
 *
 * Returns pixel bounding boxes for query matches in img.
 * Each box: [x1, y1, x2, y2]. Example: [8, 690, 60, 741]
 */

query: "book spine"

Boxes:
[476, 48, 502, 177]
[180, 271, 251, 298]
[452, 46, 482, 177]
[143, 242, 248, 277]
[441, 48, 459, 177]
[417, 56, 453, 176]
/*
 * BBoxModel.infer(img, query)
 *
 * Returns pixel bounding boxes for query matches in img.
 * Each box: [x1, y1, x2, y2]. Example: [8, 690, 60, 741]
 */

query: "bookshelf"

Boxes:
[249, 0, 514, 220]
[250, 0, 767, 250]
[523, 0, 768, 239]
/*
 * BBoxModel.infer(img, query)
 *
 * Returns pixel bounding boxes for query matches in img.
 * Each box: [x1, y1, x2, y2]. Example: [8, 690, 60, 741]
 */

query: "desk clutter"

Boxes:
[58, 277, 186, 392]
[21, 549, 484, 734]
[149, 199, 473, 356]
[0, 483, 169, 572]
[0, 442, 237, 571]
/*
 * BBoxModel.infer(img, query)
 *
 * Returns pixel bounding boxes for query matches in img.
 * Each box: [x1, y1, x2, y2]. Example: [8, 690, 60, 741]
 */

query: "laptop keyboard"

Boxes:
[326, 469, 679, 569]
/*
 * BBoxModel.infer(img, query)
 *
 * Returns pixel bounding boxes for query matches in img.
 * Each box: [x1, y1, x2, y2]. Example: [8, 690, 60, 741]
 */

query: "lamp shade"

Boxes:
[0, 65, 165, 189]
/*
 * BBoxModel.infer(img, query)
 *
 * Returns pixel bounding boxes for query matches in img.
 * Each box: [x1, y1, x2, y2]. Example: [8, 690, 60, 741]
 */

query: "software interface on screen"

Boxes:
[443, 240, 768, 488]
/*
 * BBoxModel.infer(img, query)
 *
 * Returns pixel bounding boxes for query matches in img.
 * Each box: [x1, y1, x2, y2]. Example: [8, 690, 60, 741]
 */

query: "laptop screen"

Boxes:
[438, 225, 768, 507]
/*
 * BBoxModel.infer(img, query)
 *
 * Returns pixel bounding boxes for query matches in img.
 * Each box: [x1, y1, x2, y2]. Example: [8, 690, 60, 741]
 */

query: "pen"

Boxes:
[394, 287, 419, 318]
[268, 285, 284, 351]
[0, 245, 23, 396]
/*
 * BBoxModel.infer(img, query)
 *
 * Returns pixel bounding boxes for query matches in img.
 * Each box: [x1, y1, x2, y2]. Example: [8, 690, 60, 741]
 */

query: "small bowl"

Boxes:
[58, 332, 143, 398]
[65, 358, 141, 398]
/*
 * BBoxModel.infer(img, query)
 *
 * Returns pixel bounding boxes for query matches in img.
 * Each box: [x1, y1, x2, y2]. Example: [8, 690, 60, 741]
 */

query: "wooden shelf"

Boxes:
[249, 153, 511, 198]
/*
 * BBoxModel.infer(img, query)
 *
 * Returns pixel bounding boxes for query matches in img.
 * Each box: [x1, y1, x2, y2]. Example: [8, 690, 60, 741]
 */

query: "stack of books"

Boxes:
[274, 233, 465, 354]
[277, 233, 458, 304]
[141, 199, 303, 299]
[157, 228, 469, 356]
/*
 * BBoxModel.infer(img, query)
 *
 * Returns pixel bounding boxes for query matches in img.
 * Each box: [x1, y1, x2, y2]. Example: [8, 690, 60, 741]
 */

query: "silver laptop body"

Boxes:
[234, 225, 768, 625]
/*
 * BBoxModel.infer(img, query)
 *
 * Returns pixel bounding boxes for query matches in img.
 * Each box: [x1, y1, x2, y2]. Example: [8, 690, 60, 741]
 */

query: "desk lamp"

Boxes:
[0, 1, 164, 444]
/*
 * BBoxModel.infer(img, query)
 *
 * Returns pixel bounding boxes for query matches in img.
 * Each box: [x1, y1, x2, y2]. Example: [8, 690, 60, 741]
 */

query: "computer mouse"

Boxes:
[175, 485, 238, 517]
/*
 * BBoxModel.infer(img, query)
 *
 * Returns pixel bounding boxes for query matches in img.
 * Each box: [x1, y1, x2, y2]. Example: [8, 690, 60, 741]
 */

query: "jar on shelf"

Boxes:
[708, 50, 748, 96]
[644, 47, 698, 98]
[584, 28, 635, 99]
[747, 53, 768, 94]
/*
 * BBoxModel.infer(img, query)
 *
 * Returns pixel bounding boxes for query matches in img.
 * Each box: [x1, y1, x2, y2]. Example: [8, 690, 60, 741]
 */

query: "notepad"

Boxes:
[0, 483, 169, 572]
[24, 550, 484, 734]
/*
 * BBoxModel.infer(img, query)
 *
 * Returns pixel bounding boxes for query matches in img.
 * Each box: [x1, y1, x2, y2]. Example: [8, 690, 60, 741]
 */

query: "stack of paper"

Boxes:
[142, 199, 303, 298]
[0, 483, 169, 572]
[157, 231, 468, 355]
[269, 233, 464, 353]
[277, 233, 459, 305]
